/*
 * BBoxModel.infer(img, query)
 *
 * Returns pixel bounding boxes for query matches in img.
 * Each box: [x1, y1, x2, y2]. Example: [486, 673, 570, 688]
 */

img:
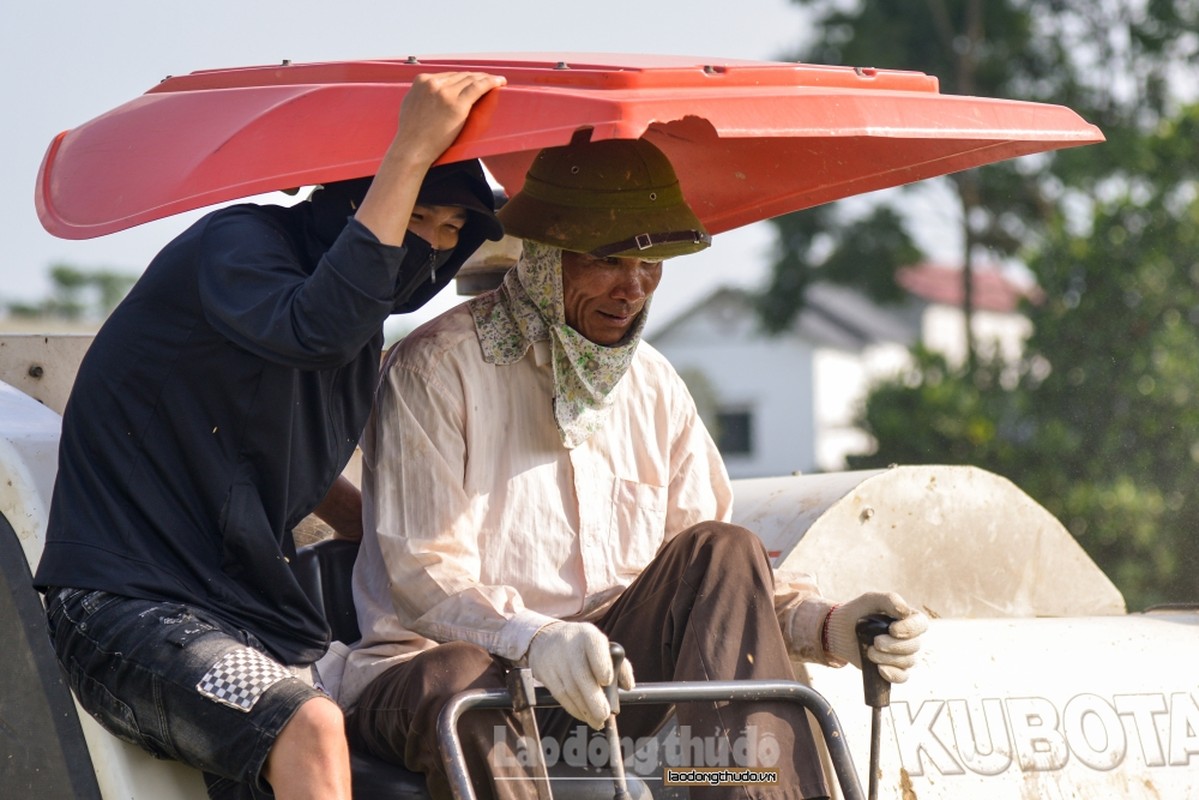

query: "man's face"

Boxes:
[561, 251, 664, 346]
[407, 203, 469, 251]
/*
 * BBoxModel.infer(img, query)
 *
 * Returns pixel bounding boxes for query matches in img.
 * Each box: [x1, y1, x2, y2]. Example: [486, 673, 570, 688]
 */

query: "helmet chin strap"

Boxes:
[589, 229, 711, 259]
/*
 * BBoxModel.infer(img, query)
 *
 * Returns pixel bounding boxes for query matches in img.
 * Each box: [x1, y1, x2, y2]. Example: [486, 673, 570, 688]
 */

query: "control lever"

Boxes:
[604, 643, 631, 800]
[856, 614, 895, 800]
[506, 665, 552, 800]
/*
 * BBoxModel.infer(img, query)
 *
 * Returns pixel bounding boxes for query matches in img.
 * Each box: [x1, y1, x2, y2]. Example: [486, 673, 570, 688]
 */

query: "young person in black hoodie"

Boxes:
[34, 70, 506, 800]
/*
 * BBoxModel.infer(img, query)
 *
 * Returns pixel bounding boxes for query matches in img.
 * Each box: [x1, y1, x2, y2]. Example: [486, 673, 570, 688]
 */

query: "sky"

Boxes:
[0, 0, 962, 335]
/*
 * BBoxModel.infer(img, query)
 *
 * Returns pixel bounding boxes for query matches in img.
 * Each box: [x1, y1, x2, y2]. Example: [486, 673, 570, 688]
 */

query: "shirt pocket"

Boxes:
[609, 478, 667, 578]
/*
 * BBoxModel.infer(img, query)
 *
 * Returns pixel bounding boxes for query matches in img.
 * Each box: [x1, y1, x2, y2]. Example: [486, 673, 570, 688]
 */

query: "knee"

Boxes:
[289, 695, 346, 744]
[666, 523, 774, 588]
[675, 521, 768, 564]
[266, 696, 349, 793]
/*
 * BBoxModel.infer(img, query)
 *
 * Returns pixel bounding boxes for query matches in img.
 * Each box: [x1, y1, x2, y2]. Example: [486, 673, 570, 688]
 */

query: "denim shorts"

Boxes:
[44, 587, 326, 797]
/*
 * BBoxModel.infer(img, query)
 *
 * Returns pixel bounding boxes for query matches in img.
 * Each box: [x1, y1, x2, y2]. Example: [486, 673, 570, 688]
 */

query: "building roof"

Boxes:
[896, 262, 1043, 313]
[649, 283, 918, 352]
[803, 282, 917, 348]
[651, 262, 1040, 352]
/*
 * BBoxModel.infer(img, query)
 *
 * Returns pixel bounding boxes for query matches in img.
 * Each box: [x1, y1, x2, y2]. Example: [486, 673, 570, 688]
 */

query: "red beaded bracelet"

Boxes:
[821, 603, 840, 654]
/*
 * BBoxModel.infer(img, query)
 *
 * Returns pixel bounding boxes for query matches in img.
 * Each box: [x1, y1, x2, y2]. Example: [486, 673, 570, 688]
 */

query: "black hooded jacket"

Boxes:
[35, 177, 491, 664]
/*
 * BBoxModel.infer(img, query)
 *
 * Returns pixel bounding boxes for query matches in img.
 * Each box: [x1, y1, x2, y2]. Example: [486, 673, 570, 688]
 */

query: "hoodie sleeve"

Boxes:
[198, 209, 407, 369]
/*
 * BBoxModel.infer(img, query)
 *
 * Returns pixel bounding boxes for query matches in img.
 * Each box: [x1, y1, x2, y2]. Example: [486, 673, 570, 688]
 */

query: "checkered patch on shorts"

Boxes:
[196, 648, 293, 712]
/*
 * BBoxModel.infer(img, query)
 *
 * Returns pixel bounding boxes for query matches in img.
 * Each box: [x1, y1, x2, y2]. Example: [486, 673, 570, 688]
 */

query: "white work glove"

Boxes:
[527, 621, 635, 730]
[822, 592, 928, 684]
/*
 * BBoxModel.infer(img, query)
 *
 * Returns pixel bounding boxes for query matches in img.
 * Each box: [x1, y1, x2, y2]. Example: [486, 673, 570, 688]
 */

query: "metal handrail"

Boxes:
[437, 679, 865, 800]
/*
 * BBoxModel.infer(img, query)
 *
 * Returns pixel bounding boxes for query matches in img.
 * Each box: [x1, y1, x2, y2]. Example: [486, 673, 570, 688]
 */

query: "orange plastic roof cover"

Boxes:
[35, 53, 1104, 240]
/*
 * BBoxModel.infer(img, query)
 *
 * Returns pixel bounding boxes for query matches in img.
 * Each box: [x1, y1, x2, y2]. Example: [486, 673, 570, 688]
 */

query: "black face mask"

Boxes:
[396, 230, 456, 300]
[403, 230, 455, 276]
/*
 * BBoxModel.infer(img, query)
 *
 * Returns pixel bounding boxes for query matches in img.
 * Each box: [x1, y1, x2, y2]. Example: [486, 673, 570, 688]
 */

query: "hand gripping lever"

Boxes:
[856, 615, 894, 800]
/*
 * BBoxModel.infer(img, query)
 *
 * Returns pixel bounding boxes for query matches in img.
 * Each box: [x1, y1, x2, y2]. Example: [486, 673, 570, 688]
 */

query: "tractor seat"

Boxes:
[292, 537, 361, 645]
[291, 538, 650, 800]
[291, 538, 429, 799]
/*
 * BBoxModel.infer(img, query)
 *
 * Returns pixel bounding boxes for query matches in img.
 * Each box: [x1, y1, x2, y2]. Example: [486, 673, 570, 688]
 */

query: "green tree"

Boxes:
[769, 0, 1199, 609]
[5, 264, 136, 321]
[851, 103, 1199, 608]
[766, 0, 1196, 367]
[1015, 104, 1199, 607]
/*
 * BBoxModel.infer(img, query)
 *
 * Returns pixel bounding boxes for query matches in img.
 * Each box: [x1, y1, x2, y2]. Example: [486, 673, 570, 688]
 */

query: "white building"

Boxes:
[648, 264, 1036, 477]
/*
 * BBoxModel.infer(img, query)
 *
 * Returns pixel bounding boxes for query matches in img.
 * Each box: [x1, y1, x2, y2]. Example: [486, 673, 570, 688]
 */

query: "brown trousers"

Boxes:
[346, 522, 829, 800]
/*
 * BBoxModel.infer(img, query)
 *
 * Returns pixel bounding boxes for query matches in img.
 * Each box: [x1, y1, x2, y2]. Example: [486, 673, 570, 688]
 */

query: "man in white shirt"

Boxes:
[340, 135, 927, 800]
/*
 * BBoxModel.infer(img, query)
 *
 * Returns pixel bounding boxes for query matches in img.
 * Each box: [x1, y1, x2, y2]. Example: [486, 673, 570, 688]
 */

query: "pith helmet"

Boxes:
[497, 135, 711, 260]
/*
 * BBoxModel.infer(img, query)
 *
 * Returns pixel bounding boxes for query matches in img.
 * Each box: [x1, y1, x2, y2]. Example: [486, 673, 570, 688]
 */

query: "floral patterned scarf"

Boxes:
[469, 241, 649, 448]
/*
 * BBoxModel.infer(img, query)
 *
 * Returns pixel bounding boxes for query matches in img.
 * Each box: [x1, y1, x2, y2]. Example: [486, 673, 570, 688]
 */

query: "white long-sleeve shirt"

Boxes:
[340, 302, 832, 707]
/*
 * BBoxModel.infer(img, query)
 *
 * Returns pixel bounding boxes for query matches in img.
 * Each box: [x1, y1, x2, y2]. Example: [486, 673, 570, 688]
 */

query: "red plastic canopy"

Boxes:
[35, 53, 1104, 240]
